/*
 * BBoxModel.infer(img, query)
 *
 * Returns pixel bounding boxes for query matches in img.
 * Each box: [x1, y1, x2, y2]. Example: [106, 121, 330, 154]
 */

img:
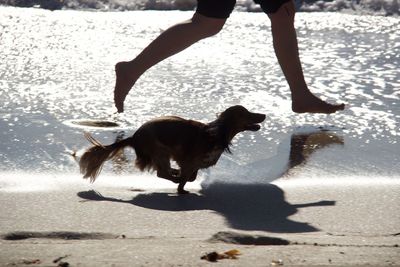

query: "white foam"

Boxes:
[0, 172, 202, 193]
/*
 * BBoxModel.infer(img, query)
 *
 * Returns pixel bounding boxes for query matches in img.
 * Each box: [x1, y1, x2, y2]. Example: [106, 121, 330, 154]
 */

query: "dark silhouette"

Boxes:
[113, 1, 345, 114]
[78, 128, 342, 233]
[79, 105, 265, 194]
[78, 183, 334, 233]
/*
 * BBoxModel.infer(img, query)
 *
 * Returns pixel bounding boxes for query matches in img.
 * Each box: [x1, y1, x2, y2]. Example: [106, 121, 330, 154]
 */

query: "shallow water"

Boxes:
[0, 7, 399, 188]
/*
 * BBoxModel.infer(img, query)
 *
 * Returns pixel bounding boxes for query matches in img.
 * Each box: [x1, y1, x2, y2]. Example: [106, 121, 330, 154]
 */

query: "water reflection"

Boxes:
[211, 129, 345, 183]
[286, 130, 344, 173]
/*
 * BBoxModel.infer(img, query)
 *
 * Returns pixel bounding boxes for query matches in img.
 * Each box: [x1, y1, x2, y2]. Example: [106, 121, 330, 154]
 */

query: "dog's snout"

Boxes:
[251, 112, 266, 123]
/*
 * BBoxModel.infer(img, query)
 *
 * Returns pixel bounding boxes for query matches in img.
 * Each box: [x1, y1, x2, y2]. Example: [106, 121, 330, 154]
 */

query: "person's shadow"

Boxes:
[78, 128, 343, 233]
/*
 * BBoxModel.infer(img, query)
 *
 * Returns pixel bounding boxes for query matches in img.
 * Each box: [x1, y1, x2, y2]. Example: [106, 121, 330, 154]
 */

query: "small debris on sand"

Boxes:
[201, 249, 241, 262]
[271, 259, 284, 265]
[22, 259, 41, 265]
[53, 255, 70, 264]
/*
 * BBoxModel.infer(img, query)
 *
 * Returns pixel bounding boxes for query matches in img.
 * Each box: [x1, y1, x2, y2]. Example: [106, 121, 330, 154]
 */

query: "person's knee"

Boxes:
[202, 22, 225, 37]
[268, 1, 295, 26]
[192, 13, 226, 38]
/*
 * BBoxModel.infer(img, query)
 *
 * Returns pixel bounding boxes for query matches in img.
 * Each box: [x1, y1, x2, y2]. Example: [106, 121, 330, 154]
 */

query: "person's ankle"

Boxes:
[291, 88, 313, 101]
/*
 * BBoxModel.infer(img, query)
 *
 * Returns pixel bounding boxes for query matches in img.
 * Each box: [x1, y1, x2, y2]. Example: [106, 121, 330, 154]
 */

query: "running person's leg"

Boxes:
[261, 0, 345, 113]
[114, 0, 235, 113]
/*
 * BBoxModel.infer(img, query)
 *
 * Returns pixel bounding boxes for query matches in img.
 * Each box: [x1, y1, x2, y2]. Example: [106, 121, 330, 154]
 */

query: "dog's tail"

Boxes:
[79, 132, 134, 182]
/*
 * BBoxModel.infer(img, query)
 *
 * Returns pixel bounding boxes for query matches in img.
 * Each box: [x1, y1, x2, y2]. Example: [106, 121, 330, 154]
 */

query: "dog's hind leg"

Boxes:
[154, 154, 180, 183]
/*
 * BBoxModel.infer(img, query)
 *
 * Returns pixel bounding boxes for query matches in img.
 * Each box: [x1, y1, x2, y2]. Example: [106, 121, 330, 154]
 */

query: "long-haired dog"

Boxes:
[79, 105, 265, 194]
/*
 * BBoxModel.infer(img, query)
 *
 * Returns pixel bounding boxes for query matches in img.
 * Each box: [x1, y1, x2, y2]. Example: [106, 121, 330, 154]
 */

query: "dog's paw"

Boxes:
[177, 188, 190, 195]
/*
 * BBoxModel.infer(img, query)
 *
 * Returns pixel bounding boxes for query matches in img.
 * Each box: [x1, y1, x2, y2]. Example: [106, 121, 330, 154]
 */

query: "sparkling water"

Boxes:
[0, 7, 399, 190]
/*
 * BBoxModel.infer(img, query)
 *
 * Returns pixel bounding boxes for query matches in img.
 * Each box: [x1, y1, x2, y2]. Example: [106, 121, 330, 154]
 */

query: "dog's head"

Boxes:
[219, 105, 266, 134]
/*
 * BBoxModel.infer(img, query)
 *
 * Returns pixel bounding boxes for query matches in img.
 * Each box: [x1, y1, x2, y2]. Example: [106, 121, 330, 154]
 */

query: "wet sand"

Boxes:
[1, 176, 399, 266]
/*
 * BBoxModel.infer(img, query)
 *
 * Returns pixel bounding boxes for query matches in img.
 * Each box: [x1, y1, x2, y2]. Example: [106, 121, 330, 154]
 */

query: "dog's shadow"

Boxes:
[77, 128, 342, 233]
[78, 183, 334, 233]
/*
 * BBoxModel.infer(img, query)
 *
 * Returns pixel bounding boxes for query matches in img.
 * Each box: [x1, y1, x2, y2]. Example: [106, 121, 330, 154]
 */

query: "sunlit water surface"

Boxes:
[0, 7, 399, 190]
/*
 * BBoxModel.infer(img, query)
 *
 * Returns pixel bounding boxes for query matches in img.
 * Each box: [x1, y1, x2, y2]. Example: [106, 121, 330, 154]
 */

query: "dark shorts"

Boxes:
[197, 0, 292, 18]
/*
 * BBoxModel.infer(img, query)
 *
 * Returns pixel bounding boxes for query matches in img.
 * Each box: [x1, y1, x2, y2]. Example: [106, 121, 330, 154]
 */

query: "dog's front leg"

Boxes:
[176, 168, 198, 194]
[156, 170, 180, 183]
[169, 168, 180, 178]
[188, 170, 198, 182]
[177, 181, 188, 195]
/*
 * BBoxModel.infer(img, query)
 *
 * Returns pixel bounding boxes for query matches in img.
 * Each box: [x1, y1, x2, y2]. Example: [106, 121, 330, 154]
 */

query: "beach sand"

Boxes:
[1, 175, 399, 266]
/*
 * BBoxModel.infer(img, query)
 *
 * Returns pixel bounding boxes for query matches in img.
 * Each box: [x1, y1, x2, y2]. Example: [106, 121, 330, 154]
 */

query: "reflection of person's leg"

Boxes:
[268, 1, 345, 114]
[114, 13, 226, 113]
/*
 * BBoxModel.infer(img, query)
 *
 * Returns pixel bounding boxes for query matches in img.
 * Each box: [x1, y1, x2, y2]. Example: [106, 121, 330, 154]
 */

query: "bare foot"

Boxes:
[114, 61, 137, 113]
[292, 92, 345, 114]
